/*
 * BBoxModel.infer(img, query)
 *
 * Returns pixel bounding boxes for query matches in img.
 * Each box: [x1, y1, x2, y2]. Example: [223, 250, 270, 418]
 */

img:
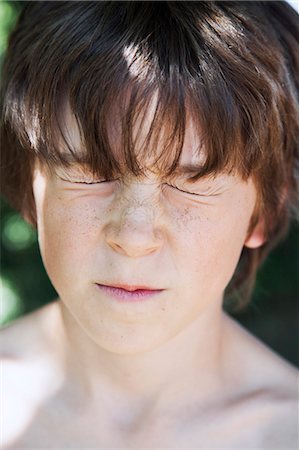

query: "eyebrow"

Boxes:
[171, 164, 204, 176]
[59, 152, 89, 164]
[165, 164, 209, 184]
[57, 152, 206, 180]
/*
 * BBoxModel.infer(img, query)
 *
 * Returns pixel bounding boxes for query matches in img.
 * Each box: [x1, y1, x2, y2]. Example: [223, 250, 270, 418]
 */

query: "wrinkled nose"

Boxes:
[105, 205, 164, 258]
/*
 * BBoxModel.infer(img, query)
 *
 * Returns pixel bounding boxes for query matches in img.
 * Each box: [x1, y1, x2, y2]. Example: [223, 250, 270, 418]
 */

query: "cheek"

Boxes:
[36, 194, 107, 285]
[171, 199, 254, 291]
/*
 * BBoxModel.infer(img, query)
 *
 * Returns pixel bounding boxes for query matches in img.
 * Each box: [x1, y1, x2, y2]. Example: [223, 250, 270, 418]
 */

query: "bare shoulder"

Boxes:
[1, 300, 60, 357]
[222, 313, 298, 448]
[1, 301, 64, 449]
[223, 312, 298, 388]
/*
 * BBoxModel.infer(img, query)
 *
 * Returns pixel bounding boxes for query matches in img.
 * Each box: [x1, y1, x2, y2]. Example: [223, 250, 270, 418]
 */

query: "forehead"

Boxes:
[59, 96, 206, 175]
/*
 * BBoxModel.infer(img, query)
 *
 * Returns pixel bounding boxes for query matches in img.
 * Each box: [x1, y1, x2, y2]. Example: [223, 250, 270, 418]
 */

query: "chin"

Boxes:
[85, 322, 179, 356]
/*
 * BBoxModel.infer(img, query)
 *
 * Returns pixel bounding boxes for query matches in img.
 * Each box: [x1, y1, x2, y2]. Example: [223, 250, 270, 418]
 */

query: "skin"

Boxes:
[1, 109, 298, 449]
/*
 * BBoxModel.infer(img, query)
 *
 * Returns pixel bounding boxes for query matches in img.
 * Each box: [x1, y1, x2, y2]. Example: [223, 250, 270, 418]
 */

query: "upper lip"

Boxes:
[96, 283, 164, 292]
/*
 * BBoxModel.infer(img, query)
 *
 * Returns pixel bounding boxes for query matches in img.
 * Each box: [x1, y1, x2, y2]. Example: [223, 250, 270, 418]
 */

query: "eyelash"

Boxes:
[60, 177, 211, 197]
[165, 183, 200, 196]
[75, 181, 108, 185]
[60, 177, 115, 185]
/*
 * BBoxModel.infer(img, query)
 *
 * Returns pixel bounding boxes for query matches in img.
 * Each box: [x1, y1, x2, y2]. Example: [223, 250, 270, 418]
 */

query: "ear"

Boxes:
[21, 189, 38, 229]
[244, 218, 266, 249]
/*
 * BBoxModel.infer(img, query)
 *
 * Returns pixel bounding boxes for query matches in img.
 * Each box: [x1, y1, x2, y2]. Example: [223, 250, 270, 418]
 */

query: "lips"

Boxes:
[95, 283, 164, 302]
[97, 283, 162, 292]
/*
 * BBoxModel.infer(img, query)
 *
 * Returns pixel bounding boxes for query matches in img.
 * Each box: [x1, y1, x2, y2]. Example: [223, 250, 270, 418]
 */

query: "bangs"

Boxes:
[2, 0, 298, 309]
[3, 1, 280, 182]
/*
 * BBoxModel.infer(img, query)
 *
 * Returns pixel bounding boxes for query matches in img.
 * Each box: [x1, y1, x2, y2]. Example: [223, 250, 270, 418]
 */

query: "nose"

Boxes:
[105, 201, 164, 258]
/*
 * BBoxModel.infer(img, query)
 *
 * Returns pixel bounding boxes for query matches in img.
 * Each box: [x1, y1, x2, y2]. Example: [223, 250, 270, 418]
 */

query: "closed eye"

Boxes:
[59, 177, 117, 185]
[165, 183, 213, 197]
[166, 183, 198, 195]
[71, 180, 109, 185]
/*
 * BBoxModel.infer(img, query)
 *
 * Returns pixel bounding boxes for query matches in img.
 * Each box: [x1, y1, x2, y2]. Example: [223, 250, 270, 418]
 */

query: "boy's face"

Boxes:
[32, 107, 263, 355]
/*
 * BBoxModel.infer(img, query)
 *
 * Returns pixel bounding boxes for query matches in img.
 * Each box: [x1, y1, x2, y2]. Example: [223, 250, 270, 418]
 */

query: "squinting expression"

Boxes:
[32, 113, 262, 355]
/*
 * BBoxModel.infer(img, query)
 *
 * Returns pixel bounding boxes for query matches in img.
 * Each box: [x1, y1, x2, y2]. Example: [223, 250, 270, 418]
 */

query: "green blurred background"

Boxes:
[0, 1, 298, 366]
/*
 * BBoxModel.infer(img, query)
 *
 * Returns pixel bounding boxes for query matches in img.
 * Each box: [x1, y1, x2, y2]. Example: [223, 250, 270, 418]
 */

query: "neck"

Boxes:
[55, 298, 227, 418]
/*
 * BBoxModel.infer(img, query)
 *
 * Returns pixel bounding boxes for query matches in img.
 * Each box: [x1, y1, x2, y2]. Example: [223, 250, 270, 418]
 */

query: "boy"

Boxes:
[1, 1, 298, 448]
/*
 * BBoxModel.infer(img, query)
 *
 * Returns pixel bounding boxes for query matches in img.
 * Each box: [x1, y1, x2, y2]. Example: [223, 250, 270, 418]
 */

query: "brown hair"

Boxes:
[1, 1, 298, 310]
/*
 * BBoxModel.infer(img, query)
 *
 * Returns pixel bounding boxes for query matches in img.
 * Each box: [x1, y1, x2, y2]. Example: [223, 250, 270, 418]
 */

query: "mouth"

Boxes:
[95, 283, 165, 302]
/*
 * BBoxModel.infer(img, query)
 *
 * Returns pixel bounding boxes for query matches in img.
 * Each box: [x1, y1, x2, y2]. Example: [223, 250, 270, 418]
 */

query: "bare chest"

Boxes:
[6, 402, 296, 450]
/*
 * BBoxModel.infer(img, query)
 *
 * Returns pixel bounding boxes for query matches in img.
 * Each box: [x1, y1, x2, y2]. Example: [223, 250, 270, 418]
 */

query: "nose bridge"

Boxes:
[121, 200, 154, 228]
[119, 179, 159, 231]
[105, 181, 164, 257]
[121, 181, 157, 220]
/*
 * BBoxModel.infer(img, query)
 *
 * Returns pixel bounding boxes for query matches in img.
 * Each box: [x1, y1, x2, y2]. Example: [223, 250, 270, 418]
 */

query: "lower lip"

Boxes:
[96, 284, 163, 302]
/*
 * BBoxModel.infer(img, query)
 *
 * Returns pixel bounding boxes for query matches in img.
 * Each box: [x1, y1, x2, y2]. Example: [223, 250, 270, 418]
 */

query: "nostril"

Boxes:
[106, 228, 163, 257]
[108, 241, 126, 254]
[107, 240, 160, 257]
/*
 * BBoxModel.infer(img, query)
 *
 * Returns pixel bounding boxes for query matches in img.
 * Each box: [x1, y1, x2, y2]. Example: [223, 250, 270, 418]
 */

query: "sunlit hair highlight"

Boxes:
[1, 1, 298, 309]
